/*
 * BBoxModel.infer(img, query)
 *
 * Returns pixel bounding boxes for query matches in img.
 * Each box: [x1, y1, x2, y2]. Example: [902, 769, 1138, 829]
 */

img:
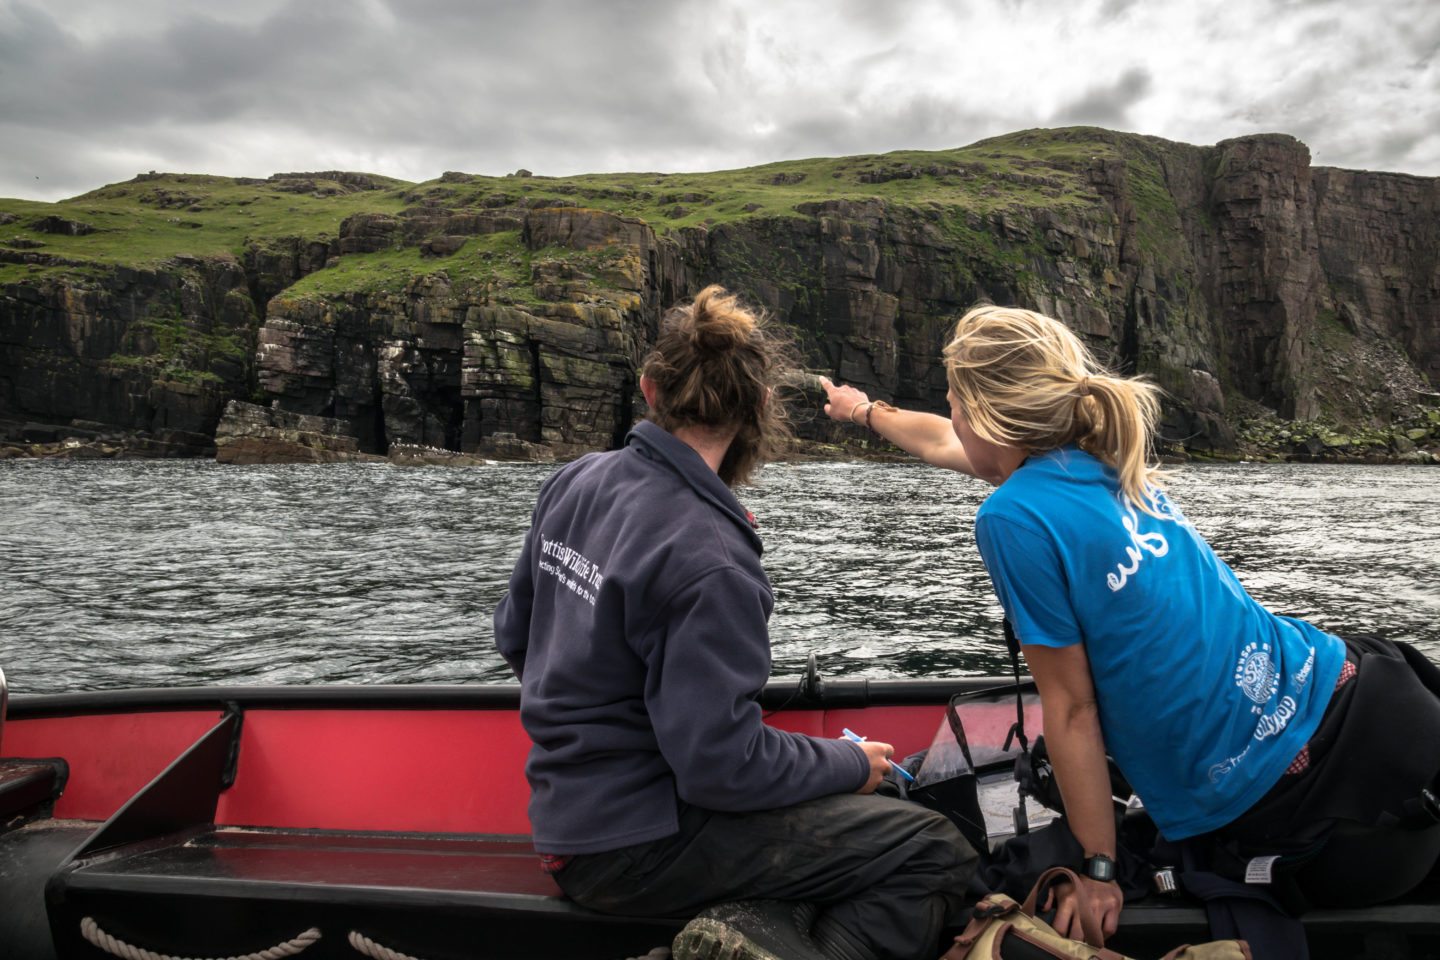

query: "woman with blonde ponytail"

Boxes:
[825, 305, 1439, 946]
[497, 286, 975, 960]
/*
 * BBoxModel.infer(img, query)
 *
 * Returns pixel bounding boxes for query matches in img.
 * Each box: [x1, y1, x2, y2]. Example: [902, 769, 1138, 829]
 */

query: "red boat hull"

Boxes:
[3, 681, 1032, 833]
[4, 681, 1431, 960]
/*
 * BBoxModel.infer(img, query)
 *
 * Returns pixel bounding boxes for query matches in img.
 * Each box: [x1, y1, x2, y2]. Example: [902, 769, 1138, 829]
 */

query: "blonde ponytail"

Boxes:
[1076, 375, 1166, 516]
[943, 306, 1168, 515]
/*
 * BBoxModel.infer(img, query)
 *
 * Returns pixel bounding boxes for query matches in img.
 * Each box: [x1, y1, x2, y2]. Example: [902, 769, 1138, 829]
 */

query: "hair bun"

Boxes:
[689, 285, 755, 354]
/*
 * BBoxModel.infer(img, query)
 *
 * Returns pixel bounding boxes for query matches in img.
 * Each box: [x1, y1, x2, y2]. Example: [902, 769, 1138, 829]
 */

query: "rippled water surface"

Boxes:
[1, 459, 1436, 694]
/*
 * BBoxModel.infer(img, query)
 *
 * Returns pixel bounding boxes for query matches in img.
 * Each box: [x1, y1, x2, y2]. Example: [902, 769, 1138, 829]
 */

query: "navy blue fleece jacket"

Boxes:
[493, 420, 868, 854]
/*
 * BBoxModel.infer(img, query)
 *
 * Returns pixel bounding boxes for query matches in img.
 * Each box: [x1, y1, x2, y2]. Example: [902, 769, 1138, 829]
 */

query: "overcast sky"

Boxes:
[3, 0, 1438, 202]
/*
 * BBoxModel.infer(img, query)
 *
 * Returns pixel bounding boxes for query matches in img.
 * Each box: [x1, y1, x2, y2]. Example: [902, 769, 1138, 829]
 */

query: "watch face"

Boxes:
[1084, 856, 1116, 882]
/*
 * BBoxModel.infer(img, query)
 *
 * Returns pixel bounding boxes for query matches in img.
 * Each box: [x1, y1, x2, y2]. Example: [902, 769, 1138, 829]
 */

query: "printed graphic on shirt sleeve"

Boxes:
[537, 534, 605, 606]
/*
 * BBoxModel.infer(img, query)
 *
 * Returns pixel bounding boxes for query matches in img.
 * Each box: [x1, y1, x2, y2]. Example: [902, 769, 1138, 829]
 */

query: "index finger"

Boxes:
[1053, 899, 1075, 939]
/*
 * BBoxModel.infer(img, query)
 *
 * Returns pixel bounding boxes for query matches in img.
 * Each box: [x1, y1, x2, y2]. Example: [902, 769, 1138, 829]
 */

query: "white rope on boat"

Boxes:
[80, 917, 321, 960]
[347, 930, 425, 960]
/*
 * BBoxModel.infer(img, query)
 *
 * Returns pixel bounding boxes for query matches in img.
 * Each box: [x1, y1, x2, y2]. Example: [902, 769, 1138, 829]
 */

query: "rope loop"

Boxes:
[80, 917, 321, 960]
[348, 930, 426, 960]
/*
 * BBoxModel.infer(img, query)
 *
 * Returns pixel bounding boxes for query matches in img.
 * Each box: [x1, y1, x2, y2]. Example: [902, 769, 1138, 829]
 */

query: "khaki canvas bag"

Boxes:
[941, 867, 1252, 960]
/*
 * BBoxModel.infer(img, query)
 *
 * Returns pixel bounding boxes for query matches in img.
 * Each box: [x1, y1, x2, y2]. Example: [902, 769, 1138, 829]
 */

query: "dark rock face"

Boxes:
[0, 257, 259, 455]
[267, 171, 391, 192]
[2, 134, 1437, 464]
[1205, 136, 1322, 419]
[242, 237, 336, 306]
[255, 205, 693, 459]
[337, 213, 402, 255]
[30, 216, 95, 236]
[421, 235, 468, 258]
[1312, 167, 1440, 386]
[213, 400, 372, 464]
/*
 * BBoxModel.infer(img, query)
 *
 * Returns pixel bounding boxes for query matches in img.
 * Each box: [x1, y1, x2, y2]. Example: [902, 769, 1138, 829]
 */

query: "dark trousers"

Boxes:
[553, 793, 978, 960]
[1218, 636, 1440, 909]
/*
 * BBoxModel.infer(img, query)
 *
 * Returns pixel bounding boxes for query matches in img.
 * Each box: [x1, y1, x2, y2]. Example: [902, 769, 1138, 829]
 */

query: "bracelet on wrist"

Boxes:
[849, 401, 873, 426]
[866, 400, 896, 433]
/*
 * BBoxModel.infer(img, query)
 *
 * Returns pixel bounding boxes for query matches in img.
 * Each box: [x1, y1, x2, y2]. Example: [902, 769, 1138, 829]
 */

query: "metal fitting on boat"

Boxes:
[1152, 867, 1179, 897]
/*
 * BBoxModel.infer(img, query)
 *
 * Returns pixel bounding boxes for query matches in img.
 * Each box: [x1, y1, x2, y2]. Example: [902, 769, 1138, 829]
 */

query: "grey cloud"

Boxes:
[1375, 128, 1428, 161]
[1218, 43, 1438, 175]
[1, 0, 720, 196]
[1403, 21, 1440, 68]
[4, 0, 1440, 200]
[835, 0, 913, 37]
[1298, 17, 1341, 40]
[0, 0, 71, 70]
[851, 44, 905, 71]
[764, 93, 1023, 162]
[1049, 66, 1152, 128]
[7, 130, 108, 191]
[1097, 0, 1139, 23]
[1310, 110, 1440, 173]
[2, 3, 387, 127]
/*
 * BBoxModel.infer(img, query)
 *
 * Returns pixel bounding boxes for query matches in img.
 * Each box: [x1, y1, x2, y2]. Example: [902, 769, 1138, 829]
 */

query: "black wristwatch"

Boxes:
[1082, 854, 1116, 883]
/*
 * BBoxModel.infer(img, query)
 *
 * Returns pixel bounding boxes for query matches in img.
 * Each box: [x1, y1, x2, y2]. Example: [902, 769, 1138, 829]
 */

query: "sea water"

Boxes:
[0, 459, 1436, 694]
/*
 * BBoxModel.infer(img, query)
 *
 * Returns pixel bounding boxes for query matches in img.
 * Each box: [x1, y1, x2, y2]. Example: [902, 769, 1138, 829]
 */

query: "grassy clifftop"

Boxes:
[0, 172, 409, 284]
[0, 127, 1159, 289]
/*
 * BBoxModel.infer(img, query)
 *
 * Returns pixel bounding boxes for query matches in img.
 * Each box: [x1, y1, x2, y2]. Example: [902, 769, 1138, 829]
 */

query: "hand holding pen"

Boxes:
[842, 727, 916, 793]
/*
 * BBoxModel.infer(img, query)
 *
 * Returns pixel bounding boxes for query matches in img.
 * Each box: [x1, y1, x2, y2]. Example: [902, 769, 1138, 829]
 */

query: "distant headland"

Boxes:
[2, 127, 1436, 465]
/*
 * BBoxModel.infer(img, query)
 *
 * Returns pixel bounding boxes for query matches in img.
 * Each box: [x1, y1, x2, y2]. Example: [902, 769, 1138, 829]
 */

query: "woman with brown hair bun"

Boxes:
[495, 285, 976, 960]
[823, 304, 1440, 948]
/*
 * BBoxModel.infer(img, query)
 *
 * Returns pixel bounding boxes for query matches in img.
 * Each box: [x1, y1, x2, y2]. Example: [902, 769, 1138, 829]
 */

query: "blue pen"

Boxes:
[842, 727, 916, 783]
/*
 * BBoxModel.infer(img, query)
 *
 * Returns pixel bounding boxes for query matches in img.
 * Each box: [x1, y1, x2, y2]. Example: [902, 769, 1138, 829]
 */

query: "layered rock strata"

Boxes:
[213, 400, 377, 464]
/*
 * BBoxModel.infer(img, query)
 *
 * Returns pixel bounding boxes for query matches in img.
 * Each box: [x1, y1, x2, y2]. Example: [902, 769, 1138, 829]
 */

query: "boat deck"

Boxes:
[70, 829, 577, 911]
[35, 821, 1440, 960]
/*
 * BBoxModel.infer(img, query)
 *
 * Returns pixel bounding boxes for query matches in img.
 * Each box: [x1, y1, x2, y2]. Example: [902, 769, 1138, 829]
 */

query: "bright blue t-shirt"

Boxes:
[974, 446, 1345, 840]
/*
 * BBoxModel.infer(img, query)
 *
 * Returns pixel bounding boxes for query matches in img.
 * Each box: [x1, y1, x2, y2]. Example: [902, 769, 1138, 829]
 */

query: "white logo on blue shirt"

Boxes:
[1105, 500, 1170, 592]
[1234, 642, 1279, 710]
[1208, 744, 1251, 783]
[1253, 697, 1298, 741]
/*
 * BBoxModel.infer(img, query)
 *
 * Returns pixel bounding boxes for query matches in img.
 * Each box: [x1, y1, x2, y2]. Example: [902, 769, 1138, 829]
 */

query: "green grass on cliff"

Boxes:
[285, 242, 471, 297]
[284, 232, 585, 304]
[0, 172, 411, 281]
[101, 308, 253, 386]
[0, 128, 1184, 295]
[414, 128, 1122, 234]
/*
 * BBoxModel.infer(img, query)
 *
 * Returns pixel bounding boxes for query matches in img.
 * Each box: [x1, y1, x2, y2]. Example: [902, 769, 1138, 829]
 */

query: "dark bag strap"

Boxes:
[1001, 618, 1040, 835]
[1002, 618, 1030, 757]
[944, 692, 977, 773]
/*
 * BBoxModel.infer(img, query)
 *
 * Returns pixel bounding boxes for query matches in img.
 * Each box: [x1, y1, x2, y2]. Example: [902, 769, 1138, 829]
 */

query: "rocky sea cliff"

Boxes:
[2, 127, 1436, 465]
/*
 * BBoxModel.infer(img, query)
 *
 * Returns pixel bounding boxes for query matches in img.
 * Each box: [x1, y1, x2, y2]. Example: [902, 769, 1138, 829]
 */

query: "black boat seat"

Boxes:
[0, 758, 66, 823]
[54, 826, 685, 960]
[55, 824, 1440, 960]
[67, 828, 600, 914]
